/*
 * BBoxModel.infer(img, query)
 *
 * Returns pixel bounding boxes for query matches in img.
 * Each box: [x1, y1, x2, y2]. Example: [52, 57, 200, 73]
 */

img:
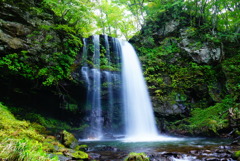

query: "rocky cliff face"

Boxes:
[0, 1, 58, 54]
[0, 0, 86, 126]
[131, 13, 239, 135]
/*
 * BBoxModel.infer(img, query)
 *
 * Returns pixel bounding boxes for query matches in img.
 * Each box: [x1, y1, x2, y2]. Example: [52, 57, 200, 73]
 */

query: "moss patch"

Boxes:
[62, 130, 78, 148]
[71, 151, 88, 160]
[124, 152, 149, 161]
[0, 102, 59, 160]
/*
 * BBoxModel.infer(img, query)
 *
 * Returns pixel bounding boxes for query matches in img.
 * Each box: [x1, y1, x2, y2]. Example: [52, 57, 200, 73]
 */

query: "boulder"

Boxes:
[61, 130, 79, 149]
[179, 28, 223, 64]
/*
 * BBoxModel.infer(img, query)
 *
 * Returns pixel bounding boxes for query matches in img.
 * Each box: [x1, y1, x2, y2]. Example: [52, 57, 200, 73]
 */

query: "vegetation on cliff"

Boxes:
[130, 0, 240, 136]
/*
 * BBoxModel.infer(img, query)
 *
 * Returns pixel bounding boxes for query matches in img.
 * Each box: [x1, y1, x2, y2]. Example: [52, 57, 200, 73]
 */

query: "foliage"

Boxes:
[0, 22, 82, 86]
[124, 152, 149, 161]
[0, 103, 44, 141]
[0, 103, 89, 160]
[8, 106, 88, 132]
[188, 96, 233, 134]
[138, 37, 217, 103]
[169, 96, 237, 135]
[43, 0, 139, 39]
[233, 151, 240, 159]
[222, 53, 240, 101]
[0, 138, 58, 161]
[0, 103, 58, 160]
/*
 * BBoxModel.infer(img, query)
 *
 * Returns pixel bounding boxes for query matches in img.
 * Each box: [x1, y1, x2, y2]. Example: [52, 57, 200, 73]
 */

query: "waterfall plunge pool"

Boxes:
[80, 137, 238, 161]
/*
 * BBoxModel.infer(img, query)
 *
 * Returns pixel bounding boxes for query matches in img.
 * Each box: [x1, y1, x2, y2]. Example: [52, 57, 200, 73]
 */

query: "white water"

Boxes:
[103, 71, 114, 130]
[120, 40, 182, 142]
[121, 40, 159, 140]
[81, 36, 182, 142]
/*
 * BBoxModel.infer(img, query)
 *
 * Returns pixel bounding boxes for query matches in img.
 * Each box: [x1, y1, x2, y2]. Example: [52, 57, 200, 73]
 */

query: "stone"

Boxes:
[61, 130, 79, 149]
[71, 151, 89, 160]
[179, 28, 223, 64]
[0, 29, 25, 49]
[158, 20, 180, 36]
[88, 153, 101, 160]
[1, 20, 31, 37]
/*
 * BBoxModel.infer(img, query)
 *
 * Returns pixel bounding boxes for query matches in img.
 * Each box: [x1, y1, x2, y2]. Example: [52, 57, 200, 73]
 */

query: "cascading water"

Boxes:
[81, 35, 103, 139]
[91, 35, 102, 139]
[103, 71, 114, 130]
[120, 40, 159, 141]
[81, 35, 180, 141]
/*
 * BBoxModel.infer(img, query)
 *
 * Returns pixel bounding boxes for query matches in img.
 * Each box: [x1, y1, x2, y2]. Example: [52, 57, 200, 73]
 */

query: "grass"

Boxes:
[0, 102, 89, 160]
[0, 102, 59, 160]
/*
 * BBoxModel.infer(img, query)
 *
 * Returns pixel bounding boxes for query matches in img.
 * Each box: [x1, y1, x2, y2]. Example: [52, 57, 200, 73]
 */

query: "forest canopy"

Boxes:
[42, 0, 240, 40]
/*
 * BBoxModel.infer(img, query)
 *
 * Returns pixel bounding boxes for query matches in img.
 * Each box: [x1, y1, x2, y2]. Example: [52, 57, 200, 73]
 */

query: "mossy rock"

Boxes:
[124, 152, 149, 161]
[71, 151, 88, 160]
[233, 151, 240, 161]
[75, 144, 88, 151]
[62, 130, 78, 148]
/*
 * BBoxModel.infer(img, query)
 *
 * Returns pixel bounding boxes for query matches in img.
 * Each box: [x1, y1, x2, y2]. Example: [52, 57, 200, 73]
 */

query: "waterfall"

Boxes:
[81, 35, 103, 139]
[120, 40, 159, 141]
[103, 71, 114, 131]
[81, 35, 181, 141]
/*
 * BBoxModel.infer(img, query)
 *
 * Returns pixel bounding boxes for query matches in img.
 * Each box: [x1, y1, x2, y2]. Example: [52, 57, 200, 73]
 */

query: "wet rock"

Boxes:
[215, 149, 227, 153]
[71, 151, 88, 160]
[219, 146, 231, 150]
[204, 150, 212, 153]
[162, 152, 180, 158]
[75, 144, 88, 152]
[55, 154, 72, 161]
[60, 130, 79, 149]
[205, 158, 221, 161]
[153, 101, 186, 116]
[149, 152, 198, 161]
[231, 140, 240, 146]
[190, 150, 200, 155]
[88, 153, 101, 159]
[97, 145, 119, 152]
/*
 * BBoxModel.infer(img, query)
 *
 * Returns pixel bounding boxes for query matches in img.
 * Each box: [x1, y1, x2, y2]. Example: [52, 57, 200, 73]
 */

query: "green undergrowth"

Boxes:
[0, 102, 58, 160]
[8, 106, 88, 132]
[0, 103, 88, 160]
[0, 138, 58, 161]
[233, 151, 240, 160]
[169, 96, 240, 135]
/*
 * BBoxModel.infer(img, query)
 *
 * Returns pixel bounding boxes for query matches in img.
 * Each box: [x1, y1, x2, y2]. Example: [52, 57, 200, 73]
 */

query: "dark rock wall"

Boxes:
[0, 0, 86, 126]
